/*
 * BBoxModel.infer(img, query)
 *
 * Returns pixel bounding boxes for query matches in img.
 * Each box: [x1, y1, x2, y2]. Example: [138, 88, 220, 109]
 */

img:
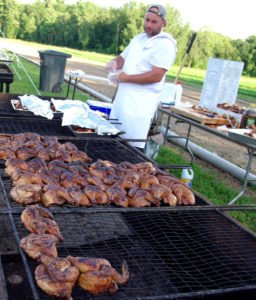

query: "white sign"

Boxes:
[199, 58, 244, 110]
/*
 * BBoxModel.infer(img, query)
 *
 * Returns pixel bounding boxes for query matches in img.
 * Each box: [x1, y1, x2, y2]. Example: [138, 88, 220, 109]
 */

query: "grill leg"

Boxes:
[229, 148, 255, 205]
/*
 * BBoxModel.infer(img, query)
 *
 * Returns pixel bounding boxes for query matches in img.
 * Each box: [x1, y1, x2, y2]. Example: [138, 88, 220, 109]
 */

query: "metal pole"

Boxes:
[174, 32, 197, 84]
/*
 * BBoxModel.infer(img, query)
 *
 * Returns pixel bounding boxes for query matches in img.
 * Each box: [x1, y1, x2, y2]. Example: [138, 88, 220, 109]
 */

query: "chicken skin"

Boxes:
[67, 256, 129, 295]
[41, 184, 69, 207]
[35, 262, 78, 299]
[10, 184, 42, 204]
[21, 205, 63, 241]
[5, 158, 28, 177]
[20, 233, 59, 259]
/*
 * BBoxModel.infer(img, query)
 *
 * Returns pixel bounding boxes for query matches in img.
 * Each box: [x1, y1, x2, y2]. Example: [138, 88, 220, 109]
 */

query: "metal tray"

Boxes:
[68, 125, 124, 137]
[229, 129, 256, 147]
[10, 99, 63, 117]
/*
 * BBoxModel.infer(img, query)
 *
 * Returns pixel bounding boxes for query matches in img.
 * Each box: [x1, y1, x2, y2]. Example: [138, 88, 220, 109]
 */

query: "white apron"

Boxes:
[110, 84, 160, 148]
[110, 32, 176, 149]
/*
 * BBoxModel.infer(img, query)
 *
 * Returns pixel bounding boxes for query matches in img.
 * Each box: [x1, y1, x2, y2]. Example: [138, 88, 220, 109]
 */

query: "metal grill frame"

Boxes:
[5, 209, 256, 300]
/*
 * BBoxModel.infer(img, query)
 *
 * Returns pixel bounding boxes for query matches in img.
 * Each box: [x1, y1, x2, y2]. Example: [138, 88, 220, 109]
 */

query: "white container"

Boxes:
[174, 82, 183, 107]
[159, 83, 177, 107]
[181, 168, 194, 188]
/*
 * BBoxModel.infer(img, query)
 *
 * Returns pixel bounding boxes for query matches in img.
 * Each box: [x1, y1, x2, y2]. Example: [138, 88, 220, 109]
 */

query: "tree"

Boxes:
[0, 0, 20, 38]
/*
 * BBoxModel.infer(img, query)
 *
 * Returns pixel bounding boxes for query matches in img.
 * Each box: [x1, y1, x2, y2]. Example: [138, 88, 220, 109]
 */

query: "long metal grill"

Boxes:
[10, 210, 256, 300]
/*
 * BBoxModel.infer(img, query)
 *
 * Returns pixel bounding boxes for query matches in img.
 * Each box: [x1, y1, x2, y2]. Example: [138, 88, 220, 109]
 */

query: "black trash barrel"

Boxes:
[38, 50, 71, 92]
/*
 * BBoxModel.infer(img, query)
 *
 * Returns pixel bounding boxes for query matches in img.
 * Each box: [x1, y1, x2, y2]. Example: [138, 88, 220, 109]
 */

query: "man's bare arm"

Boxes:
[118, 66, 166, 84]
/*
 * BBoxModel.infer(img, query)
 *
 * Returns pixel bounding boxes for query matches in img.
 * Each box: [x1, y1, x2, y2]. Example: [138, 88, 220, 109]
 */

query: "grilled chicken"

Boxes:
[13, 172, 43, 186]
[71, 150, 92, 163]
[171, 183, 195, 205]
[150, 184, 177, 206]
[67, 256, 129, 295]
[83, 185, 108, 205]
[39, 254, 79, 282]
[35, 254, 79, 299]
[66, 187, 90, 206]
[128, 188, 152, 207]
[21, 205, 63, 241]
[20, 233, 59, 259]
[106, 185, 129, 207]
[0, 148, 16, 160]
[16, 147, 38, 160]
[35, 264, 76, 299]
[67, 256, 112, 273]
[10, 184, 42, 204]
[41, 184, 69, 207]
[5, 158, 28, 177]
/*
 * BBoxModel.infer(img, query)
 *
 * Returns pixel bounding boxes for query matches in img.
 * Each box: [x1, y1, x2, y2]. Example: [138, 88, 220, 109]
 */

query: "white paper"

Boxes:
[199, 58, 244, 110]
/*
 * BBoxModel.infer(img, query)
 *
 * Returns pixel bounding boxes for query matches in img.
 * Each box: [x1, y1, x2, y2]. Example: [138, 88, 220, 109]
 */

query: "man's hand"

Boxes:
[108, 70, 125, 84]
[105, 60, 117, 73]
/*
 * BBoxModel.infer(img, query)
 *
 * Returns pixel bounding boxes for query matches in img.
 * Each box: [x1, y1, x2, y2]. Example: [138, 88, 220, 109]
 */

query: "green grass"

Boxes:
[5, 38, 256, 103]
[156, 146, 256, 233]
[8, 56, 93, 102]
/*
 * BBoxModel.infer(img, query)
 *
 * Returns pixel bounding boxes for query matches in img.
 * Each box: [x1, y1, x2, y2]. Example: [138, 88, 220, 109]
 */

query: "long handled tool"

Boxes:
[174, 32, 197, 84]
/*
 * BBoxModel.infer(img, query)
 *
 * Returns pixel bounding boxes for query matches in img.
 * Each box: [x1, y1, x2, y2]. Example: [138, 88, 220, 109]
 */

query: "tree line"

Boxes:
[1, 0, 255, 77]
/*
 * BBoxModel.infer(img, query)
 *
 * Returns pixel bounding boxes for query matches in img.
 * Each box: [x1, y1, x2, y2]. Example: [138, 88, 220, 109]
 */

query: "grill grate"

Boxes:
[0, 117, 73, 136]
[12, 210, 256, 299]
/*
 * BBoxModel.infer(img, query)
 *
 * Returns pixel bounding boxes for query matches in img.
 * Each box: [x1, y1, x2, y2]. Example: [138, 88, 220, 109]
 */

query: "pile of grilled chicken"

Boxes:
[217, 103, 247, 114]
[20, 205, 129, 299]
[0, 132, 195, 207]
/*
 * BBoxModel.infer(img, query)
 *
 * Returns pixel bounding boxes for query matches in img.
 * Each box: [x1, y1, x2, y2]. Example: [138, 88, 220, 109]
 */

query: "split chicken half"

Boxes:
[67, 256, 129, 295]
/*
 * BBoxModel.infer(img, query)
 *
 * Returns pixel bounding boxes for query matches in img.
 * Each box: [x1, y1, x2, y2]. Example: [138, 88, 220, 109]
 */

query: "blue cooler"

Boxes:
[87, 100, 112, 119]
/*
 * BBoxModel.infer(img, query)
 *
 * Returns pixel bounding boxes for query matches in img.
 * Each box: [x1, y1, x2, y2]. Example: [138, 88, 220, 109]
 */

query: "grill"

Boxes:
[0, 116, 72, 136]
[3, 210, 256, 300]
[0, 113, 255, 299]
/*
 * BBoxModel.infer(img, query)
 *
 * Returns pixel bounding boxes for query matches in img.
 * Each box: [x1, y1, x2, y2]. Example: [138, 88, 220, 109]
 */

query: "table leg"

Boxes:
[66, 76, 72, 98]
[185, 124, 194, 165]
[164, 114, 171, 144]
[0, 83, 3, 92]
[229, 148, 255, 205]
[72, 77, 78, 100]
[6, 83, 10, 93]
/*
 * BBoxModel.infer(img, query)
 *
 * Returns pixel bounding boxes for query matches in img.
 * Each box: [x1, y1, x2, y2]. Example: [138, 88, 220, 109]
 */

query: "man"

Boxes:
[106, 4, 177, 150]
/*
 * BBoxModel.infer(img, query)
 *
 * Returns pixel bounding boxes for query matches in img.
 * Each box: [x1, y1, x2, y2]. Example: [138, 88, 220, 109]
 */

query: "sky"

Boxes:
[17, 0, 255, 40]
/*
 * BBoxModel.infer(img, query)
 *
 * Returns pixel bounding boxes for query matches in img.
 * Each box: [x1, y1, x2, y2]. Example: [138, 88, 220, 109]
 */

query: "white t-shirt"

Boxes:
[120, 31, 177, 93]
